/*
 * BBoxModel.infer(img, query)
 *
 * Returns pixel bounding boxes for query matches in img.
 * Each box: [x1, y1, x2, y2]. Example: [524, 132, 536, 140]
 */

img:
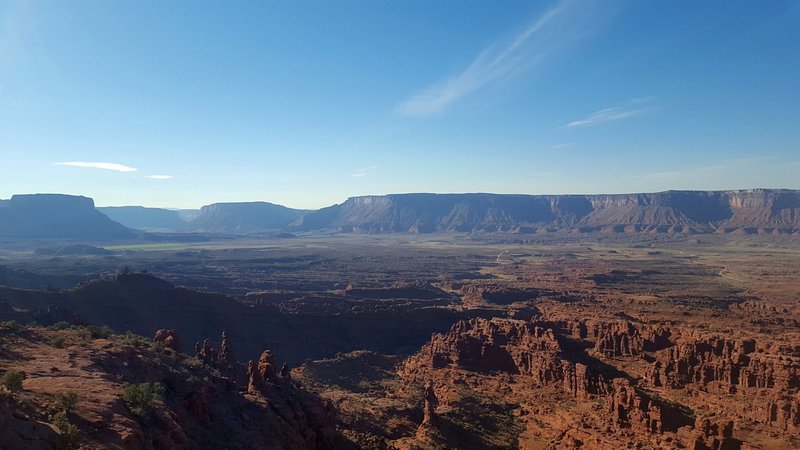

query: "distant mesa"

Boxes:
[98, 206, 193, 232]
[291, 189, 800, 235]
[0, 194, 133, 240]
[187, 202, 306, 234]
[3, 189, 800, 239]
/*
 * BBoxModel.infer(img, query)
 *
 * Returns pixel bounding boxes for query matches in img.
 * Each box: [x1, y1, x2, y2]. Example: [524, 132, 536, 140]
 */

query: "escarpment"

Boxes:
[292, 189, 800, 235]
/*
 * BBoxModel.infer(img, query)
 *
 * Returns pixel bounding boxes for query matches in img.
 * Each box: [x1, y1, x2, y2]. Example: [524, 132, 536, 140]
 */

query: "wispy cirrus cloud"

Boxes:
[56, 161, 138, 172]
[146, 175, 172, 180]
[352, 165, 378, 178]
[397, 0, 617, 117]
[564, 98, 657, 128]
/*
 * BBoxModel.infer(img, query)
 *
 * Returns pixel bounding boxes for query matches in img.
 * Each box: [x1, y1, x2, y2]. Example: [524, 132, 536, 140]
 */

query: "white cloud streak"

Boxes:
[352, 165, 378, 178]
[56, 162, 138, 172]
[564, 107, 646, 128]
[564, 97, 658, 128]
[147, 175, 172, 180]
[397, 0, 615, 117]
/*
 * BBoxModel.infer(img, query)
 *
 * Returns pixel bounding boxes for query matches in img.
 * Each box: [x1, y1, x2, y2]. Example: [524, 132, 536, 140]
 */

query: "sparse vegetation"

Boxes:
[123, 382, 165, 416]
[0, 370, 24, 391]
[0, 320, 20, 333]
[151, 341, 166, 353]
[75, 325, 113, 340]
[50, 321, 72, 330]
[54, 391, 78, 413]
[51, 336, 66, 348]
[52, 411, 80, 448]
[119, 331, 150, 348]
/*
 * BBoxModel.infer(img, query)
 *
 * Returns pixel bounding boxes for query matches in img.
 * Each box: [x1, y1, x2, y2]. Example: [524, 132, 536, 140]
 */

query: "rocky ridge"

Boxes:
[0, 324, 336, 449]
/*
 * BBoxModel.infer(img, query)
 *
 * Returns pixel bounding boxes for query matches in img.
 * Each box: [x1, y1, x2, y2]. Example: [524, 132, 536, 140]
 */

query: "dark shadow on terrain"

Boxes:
[0, 274, 507, 365]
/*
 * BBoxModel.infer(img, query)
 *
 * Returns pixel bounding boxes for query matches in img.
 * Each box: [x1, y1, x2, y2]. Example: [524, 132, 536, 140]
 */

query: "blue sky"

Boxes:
[1, 0, 798, 209]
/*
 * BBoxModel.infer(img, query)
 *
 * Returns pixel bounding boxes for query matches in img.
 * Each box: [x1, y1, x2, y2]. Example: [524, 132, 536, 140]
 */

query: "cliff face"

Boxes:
[293, 189, 800, 234]
[188, 202, 305, 234]
[0, 194, 133, 239]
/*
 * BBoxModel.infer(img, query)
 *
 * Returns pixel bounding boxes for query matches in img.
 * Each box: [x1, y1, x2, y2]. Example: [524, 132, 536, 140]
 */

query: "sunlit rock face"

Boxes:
[291, 190, 800, 234]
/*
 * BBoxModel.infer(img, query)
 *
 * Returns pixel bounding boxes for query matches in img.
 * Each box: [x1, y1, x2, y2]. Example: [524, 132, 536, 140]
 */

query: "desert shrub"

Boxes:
[51, 336, 66, 349]
[123, 382, 165, 416]
[1, 320, 20, 332]
[49, 321, 72, 330]
[0, 370, 24, 391]
[54, 391, 78, 412]
[151, 341, 166, 353]
[85, 325, 113, 339]
[119, 331, 149, 348]
[52, 411, 80, 448]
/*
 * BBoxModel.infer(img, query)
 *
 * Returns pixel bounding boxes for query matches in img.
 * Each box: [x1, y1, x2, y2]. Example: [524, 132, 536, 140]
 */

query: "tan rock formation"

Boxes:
[195, 339, 216, 364]
[606, 378, 663, 434]
[690, 415, 735, 450]
[648, 335, 799, 391]
[258, 350, 276, 381]
[763, 391, 800, 431]
[247, 360, 264, 393]
[153, 328, 182, 353]
[421, 381, 437, 427]
[218, 330, 236, 365]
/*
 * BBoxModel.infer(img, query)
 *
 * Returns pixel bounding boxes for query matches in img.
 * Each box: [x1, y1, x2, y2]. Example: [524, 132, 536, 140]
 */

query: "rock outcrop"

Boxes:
[195, 339, 216, 364]
[219, 330, 236, 365]
[593, 322, 672, 358]
[690, 415, 735, 450]
[647, 335, 800, 391]
[421, 381, 438, 427]
[153, 329, 182, 353]
[400, 318, 612, 399]
[258, 350, 276, 382]
[606, 378, 663, 434]
[246, 359, 264, 393]
[762, 391, 800, 431]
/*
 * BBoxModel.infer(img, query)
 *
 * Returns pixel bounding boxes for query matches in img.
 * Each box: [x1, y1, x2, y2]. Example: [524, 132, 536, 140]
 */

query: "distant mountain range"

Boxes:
[292, 190, 800, 235]
[1, 189, 799, 240]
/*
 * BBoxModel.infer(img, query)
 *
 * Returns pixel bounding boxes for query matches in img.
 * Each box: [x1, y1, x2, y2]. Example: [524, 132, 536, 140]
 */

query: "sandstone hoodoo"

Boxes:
[389, 315, 800, 448]
[258, 349, 276, 381]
